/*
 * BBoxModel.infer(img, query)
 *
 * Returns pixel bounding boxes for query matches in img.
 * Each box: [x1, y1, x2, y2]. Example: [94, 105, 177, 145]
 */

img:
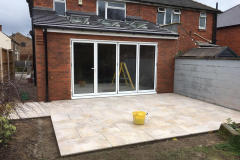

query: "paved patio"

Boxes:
[10, 93, 240, 156]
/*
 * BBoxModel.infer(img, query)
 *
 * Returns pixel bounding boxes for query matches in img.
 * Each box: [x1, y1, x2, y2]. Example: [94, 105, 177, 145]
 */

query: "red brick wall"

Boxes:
[35, 30, 177, 101]
[217, 26, 240, 55]
[33, 0, 96, 12]
[177, 10, 214, 53]
[35, 28, 46, 101]
[34, 0, 53, 8]
[67, 0, 96, 12]
[126, 3, 157, 23]
[126, 3, 214, 53]
[126, 2, 214, 53]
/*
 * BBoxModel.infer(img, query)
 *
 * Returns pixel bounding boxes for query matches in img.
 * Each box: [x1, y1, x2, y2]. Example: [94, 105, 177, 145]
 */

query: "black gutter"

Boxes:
[44, 28, 49, 102]
[34, 25, 179, 37]
[217, 24, 240, 29]
[30, 1, 37, 86]
[212, 3, 218, 44]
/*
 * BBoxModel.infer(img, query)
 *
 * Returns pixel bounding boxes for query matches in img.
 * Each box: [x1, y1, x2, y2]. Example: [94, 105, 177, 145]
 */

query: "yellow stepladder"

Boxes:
[110, 62, 135, 91]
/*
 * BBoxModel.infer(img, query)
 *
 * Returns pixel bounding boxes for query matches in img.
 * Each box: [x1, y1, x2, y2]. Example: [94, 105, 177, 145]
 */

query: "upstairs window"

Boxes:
[54, 0, 66, 16]
[21, 42, 26, 47]
[97, 1, 126, 21]
[199, 12, 207, 29]
[157, 8, 181, 25]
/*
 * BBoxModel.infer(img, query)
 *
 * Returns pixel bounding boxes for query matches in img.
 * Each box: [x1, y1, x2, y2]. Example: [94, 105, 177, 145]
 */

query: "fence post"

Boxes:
[0, 47, 2, 83]
[7, 49, 10, 80]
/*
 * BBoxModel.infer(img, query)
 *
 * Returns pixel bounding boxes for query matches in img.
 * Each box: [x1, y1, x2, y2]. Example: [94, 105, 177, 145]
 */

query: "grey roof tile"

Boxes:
[182, 46, 239, 58]
[217, 4, 240, 28]
[32, 8, 178, 36]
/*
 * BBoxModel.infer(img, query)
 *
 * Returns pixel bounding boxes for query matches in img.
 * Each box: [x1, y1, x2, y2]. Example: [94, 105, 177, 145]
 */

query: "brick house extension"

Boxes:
[10, 33, 33, 61]
[217, 4, 240, 55]
[26, 0, 219, 101]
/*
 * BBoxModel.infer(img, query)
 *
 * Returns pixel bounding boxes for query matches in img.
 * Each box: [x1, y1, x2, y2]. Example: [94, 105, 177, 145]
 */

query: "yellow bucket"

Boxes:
[132, 111, 147, 125]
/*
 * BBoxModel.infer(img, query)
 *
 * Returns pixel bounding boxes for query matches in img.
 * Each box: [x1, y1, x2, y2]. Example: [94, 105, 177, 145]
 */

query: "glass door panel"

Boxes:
[98, 43, 116, 93]
[139, 45, 156, 91]
[119, 44, 137, 92]
[73, 42, 94, 94]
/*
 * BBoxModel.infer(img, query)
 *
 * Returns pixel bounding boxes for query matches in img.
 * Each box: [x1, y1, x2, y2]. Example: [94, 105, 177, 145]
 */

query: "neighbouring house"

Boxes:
[10, 33, 33, 61]
[12, 40, 21, 61]
[217, 4, 240, 55]
[0, 25, 20, 61]
[26, 0, 220, 101]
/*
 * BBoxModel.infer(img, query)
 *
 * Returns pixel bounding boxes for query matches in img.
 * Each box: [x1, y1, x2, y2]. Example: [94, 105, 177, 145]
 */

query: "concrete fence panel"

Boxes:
[174, 59, 240, 111]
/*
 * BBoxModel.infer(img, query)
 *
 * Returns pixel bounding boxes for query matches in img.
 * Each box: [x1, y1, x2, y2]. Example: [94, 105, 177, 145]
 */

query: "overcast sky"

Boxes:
[0, 0, 239, 37]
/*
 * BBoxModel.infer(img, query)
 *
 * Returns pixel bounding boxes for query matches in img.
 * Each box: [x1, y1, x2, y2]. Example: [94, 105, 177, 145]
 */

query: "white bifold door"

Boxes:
[71, 40, 157, 98]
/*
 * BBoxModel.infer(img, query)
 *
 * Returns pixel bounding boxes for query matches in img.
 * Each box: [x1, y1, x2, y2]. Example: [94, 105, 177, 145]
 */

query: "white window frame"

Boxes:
[97, 0, 126, 20]
[157, 8, 166, 25]
[199, 12, 207, 29]
[172, 9, 181, 23]
[157, 8, 181, 25]
[53, 0, 66, 16]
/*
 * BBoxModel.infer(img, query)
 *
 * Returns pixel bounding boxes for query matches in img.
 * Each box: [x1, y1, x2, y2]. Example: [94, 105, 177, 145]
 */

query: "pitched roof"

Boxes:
[124, 0, 219, 12]
[217, 4, 240, 28]
[9, 32, 32, 41]
[32, 7, 178, 37]
[181, 46, 239, 58]
[0, 31, 20, 45]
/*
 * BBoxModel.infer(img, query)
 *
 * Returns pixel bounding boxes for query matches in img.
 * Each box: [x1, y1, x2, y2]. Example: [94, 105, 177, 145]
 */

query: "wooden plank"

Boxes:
[7, 50, 9, 79]
[9, 50, 13, 62]
[0, 48, 15, 81]
[0, 47, 2, 82]
[9, 50, 15, 78]
[2, 64, 8, 81]
[2, 49, 8, 63]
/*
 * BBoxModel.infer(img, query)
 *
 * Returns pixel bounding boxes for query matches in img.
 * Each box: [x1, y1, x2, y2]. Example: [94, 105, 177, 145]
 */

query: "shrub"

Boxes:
[226, 118, 240, 133]
[0, 116, 16, 145]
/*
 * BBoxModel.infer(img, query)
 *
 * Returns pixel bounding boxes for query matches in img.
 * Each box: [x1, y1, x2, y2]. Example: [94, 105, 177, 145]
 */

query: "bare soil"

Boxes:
[0, 118, 230, 160]
[15, 73, 38, 102]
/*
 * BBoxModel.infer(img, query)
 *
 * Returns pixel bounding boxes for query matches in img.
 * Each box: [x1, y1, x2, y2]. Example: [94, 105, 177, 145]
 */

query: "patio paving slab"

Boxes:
[51, 114, 70, 122]
[142, 125, 191, 139]
[114, 120, 158, 132]
[58, 135, 112, 156]
[9, 93, 240, 156]
[68, 111, 104, 120]
[55, 128, 80, 142]
[76, 124, 122, 137]
[53, 119, 94, 130]
[176, 123, 220, 134]
[103, 130, 154, 147]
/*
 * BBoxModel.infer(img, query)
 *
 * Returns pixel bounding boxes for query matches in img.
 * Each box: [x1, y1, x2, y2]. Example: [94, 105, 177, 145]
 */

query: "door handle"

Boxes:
[91, 68, 95, 70]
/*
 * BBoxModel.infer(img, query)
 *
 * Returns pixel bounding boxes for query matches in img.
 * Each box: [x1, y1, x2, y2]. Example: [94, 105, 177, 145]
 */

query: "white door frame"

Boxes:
[138, 43, 158, 93]
[96, 42, 118, 95]
[118, 42, 138, 94]
[71, 40, 96, 97]
[71, 39, 158, 99]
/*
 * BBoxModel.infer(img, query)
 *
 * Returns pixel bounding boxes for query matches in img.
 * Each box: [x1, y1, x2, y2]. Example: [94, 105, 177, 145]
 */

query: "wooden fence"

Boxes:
[0, 47, 15, 82]
[15, 61, 32, 68]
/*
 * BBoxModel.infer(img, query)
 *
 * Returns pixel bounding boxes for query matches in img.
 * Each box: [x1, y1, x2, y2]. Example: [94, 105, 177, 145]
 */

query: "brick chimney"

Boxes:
[0, 25, 2, 32]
